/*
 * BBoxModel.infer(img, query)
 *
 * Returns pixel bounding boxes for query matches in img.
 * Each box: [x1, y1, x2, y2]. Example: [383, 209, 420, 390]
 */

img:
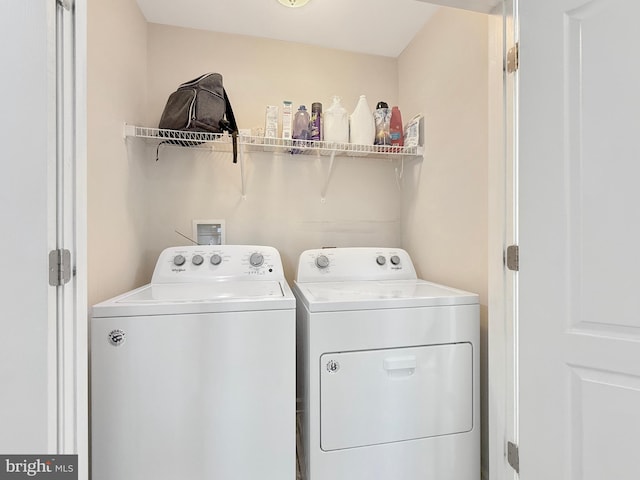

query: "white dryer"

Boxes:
[293, 247, 480, 480]
[91, 245, 295, 480]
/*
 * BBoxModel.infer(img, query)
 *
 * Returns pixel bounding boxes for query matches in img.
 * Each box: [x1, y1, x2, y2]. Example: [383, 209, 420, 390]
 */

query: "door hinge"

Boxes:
[49, 249, 72, 286]
[506, 245, 519, 271]
[57, 0, 72, 11]
[507, 441, 520, 473]
[507, 42, 519, 73]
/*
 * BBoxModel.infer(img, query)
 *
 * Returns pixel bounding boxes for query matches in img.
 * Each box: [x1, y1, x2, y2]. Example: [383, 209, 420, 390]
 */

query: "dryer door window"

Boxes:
[320, 343, 473, 451]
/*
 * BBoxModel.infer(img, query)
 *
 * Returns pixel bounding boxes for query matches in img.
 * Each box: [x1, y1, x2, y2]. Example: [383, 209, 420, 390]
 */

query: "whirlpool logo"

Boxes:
[108, 329, 126, 347]
[0, 456, 76, 479]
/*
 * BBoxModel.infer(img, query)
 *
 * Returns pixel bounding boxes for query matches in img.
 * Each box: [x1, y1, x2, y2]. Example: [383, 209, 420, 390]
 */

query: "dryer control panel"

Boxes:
[151, 245, 286, 283]
[296, 247, 417, 282]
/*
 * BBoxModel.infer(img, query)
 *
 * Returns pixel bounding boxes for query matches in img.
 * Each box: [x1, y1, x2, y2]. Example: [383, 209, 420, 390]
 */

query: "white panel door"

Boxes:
[0, 0, 58, 452]
[518, 0, 640, 478]
[0, 0, 86, 468]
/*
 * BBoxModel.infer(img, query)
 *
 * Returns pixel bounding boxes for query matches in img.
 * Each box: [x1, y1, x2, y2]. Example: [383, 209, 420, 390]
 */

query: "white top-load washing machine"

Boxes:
[91, 245, 295, 480]
[293, 247, 480, 480]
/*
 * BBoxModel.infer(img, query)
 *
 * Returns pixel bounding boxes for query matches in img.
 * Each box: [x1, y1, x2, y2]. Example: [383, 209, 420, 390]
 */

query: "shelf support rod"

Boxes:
[240, 142, 247, 199]
[394, 157, 405, 191]
[320, 150, 337, 203]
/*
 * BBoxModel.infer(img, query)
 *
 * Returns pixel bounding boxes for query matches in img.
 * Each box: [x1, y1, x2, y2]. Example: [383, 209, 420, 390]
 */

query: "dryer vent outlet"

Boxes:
[193, 219, 226, 246]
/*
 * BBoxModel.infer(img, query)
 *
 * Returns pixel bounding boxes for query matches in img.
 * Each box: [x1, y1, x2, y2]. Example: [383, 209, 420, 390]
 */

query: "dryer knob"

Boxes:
[376, 255, 386, 266]
[210, 254, 222, 266]
[173, 254, 186, 266]
[250, 252, 264, 267]
[315, 255, 330, 269]
[192, 254, 204, 266]
[390, 255, 401, 266]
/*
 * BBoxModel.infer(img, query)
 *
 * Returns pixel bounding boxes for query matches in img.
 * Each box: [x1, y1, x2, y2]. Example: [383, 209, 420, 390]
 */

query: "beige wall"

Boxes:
[398, 8, 489, 478]
[87, 0, 149, 306]
[147, 24, 399, 133]
[135, 25, 403, 284]
[88, 3, 490, 300]
[89, 6, 405, 303]
[88, 5, 403, 304]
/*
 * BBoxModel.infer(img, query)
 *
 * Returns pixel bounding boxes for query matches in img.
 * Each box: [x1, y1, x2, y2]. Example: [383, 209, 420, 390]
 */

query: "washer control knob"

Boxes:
[250, 252, 264, 267]
[315, 255, 330, 269]
[390, 255, 401, 266]
[210, 254, 222, 266]
[173, 254, 186, 266]
[376, 255, 386, 266]
[192, 254, 204, 266]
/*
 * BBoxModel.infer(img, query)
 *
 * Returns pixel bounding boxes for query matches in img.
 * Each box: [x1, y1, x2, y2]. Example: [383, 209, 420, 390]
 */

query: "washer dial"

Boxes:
[173, 254, 186, 266]
[390, 255, 401, 266]
[210, 254, 222, 266]
[250, 252, 264, 267]
[192, 254, 204, 266]
[315, 255, 330, 269]
[376, 255, 386, 266]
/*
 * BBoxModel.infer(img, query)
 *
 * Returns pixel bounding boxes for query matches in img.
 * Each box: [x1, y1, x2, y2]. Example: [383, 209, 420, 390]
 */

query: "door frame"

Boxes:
[71, 0, 88, 476]
[488, 1, 518, 479]
[58, 0, 88, 475]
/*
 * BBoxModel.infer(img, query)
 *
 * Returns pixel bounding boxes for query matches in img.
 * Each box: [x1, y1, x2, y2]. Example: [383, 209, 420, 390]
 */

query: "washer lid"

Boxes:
[294, 279, 478, 312]
[92, 280, 295, 317]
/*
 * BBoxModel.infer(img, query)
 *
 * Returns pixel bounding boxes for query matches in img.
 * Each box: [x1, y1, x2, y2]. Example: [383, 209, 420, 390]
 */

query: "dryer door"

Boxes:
[320, 343, 473, 451]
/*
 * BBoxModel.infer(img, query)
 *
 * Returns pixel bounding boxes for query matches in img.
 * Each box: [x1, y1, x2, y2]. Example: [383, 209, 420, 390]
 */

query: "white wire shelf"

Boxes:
[124, 124, 423, 159]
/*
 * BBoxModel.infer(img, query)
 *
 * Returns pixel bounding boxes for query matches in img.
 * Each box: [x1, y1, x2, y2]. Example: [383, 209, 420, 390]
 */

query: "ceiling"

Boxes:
[135, 0, 442, 58]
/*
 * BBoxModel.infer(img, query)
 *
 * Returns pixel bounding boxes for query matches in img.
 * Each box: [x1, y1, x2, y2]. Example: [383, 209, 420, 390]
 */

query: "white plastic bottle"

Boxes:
[349, 95, 375, 145]
[323, 96, 349, 144]
[292, 105, 310, 141]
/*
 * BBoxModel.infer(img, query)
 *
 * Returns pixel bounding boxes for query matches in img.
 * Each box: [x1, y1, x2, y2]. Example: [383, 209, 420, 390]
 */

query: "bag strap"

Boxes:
[223, 88, 239, 163]
[156, 140, 166, 161]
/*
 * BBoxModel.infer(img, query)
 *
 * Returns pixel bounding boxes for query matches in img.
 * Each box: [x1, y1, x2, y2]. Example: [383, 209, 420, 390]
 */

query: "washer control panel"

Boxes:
[296, 247, 417, 283]
[152, 245, 286, 283]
